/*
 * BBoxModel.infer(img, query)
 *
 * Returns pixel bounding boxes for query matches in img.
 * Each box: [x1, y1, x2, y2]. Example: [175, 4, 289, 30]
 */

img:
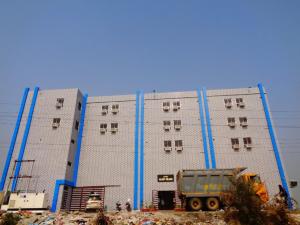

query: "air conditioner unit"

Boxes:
[232, 144, 239, 150]
[56, 102, 63, 109]
[174, 124, 182, 130]
[111, 128, 118, 133]
[244, 144, 252, 150]
[240, 121, 248, 127]
[173, 105, 180, 111]
[228, 122, 236, 128]
[176, 146, 183, 152]
[163, 106, 170, 112]
[163, 125, 171, 131]
[225, 102, 232, 109]
[164, 147, 172, 152]
[112, 108, 119, 114]
[100, 128, 107, 134]
[102, 109, 108, 115]
[52, 123, 59, 129]
[238, 102, 245, 108]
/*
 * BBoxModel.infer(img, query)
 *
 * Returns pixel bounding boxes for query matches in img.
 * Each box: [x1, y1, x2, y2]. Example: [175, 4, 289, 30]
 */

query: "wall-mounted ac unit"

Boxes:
[56, 102, 63, 109]
[112, 108, 119, 114]
[174, 124, 182, 130]
[228, 122, 236, 128]
[232, 144, 240, 150]
[164, 147, 172, 152]
[163, 125, 171, 131]
[111, 128, 118, 133]
[240, 121, 248, 127]
[52, 123, 59, 129]
[225, 102, 232, 108]
[176, 146, 183, 152]
[163, 106, 170, 112]
[244, 144, 252, 150]
[100, 128, 107, 134]
[238, 102, 245, 108]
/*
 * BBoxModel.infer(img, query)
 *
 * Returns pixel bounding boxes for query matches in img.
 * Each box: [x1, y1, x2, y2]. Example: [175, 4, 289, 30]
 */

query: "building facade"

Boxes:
[0, 84, 291, 211]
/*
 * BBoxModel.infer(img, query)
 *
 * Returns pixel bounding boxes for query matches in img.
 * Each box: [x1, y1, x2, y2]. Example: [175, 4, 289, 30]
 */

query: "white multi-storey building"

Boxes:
[0, 84, 291, 211]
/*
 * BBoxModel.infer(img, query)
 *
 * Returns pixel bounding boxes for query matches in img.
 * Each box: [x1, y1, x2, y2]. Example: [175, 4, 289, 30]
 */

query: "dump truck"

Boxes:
[177, 168, 269, 211]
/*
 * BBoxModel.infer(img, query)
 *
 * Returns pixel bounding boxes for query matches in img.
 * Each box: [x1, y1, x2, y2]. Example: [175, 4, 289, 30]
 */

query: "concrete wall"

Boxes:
[77, 94, 136, 210]
[4, 88, 82, 208]
[206, 87, 281, 195]
[143, 91, 205, 206]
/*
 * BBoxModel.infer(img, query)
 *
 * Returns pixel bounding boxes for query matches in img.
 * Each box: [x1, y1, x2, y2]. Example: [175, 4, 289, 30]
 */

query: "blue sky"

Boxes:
[0, 1, 299, 201]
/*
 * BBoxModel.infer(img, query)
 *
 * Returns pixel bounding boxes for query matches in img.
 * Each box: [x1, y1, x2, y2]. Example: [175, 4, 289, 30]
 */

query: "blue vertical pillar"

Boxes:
[133, 91, 140, 210]
[0, 88, 29, 191]
[202, 87, 216, 169]
[139, 91, 145, 208]
[197, 89, 210, 169]
[72, 94, 88, 185]
[258, 83, 291, 207]
[11, 87, 39, 191]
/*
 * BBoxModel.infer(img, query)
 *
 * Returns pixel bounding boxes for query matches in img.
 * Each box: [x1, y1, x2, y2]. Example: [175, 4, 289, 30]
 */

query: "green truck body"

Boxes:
[177, 168, 246, 210]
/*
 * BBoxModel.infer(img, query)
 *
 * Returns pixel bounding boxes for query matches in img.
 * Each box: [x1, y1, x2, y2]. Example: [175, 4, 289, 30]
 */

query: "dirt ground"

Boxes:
[1, 210, 300, 225]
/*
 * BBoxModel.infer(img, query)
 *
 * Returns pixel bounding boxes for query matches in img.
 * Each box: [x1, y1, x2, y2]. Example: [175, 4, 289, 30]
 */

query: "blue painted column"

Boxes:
[258, 83, 292, 207]
[139, 91, 145, 208]
[197, 89, 210, 169]
[11, 87, 39, 191]
[202, 87, 216, 169]
[72, 94, 88, 185]
[133, 91, 140, 210]
[51, 93, 88, 212]
[0, 88, 29, 191]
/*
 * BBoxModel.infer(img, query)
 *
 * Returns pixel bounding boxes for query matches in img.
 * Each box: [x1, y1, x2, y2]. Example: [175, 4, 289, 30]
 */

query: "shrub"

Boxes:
[0, 213, 20, 225]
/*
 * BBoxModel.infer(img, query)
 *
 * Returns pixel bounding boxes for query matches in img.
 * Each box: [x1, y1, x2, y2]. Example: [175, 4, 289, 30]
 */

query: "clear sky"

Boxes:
[0, 1, 299, 202]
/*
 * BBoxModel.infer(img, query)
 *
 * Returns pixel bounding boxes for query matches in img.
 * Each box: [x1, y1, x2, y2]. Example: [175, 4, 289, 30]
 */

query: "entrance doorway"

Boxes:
[158, 191, 175, 210]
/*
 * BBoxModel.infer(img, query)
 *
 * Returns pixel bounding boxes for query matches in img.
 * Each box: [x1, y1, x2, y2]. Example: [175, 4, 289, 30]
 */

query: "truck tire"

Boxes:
[189, 198, 202, 211]
[206, 197, 220, 211]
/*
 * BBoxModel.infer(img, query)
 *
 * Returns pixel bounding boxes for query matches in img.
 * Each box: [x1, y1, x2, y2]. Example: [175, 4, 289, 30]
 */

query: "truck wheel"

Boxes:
[189, 198, 202, 211]
[206, 197, 220, 211]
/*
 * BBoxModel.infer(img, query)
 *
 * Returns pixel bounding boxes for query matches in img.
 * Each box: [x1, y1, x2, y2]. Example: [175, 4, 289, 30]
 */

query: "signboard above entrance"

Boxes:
[157, 174, 174, 182]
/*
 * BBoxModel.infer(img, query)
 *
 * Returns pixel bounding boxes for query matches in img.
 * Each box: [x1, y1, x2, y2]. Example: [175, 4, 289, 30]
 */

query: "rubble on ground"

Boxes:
[0, 210, 299, 225]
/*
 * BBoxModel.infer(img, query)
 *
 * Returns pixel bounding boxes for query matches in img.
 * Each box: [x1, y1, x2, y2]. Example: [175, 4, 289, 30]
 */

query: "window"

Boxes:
[111, 123, 118, 133]
[52, 118, 61, 129]
[243, 137, 252, 149]
[163, 102, 170, 112]
[164, 140, 172, 147]
[100, 123, 107, 134]
[173, 101, 180, 111]
[78, 102, 82, 111]
[174, 120, 182, 130]
[239, 117, 248, 127]
[56, 98, 64, 109]
[112, 104, 119, 114]
[164, 140, 172, 152]
[236, 98, 245, 108]
[224, 98, 232, 109]
[71, 139, 75, 144]
[163, 121, 171, 131]
[175, 140, 183, 151]
[227, 117, 235, 128]
[67, 161, 72, 166]
[231, 138, 239, 150]
[102, 105, 109, 115]
[75, 120, 79, 130]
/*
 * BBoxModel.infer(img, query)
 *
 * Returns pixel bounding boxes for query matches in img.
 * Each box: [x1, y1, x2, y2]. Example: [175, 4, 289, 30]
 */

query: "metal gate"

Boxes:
[61, 186, 105, 211]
